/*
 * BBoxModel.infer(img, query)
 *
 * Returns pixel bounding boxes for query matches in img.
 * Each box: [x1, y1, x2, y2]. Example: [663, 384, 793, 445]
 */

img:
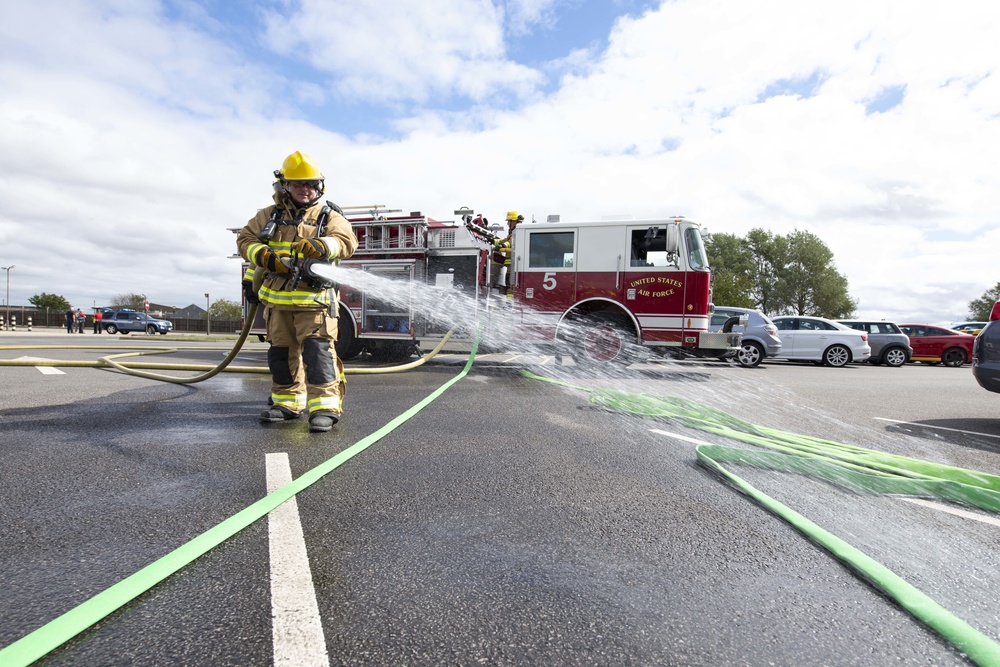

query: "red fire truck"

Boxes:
[239, 205, 741, 366]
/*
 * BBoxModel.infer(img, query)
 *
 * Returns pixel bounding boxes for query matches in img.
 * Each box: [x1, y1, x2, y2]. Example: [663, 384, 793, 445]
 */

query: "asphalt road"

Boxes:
[1, 330, 998, 666]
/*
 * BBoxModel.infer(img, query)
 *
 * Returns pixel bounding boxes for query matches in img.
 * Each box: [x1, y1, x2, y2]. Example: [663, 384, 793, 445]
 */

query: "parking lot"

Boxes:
[1, 330, 998, 666]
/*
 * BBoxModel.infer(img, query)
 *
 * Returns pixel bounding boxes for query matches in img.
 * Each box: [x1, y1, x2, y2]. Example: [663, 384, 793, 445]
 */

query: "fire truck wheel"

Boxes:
[335, 318, 363, 360]
[565, 313, 638, 368]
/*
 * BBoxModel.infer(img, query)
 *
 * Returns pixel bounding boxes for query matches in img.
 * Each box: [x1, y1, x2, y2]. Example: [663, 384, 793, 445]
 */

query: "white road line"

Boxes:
[874, 417, 1000, 440]
[265, 453, 329, 667]
[900, 498, 1000, 528]
[651, 430, 1000, 527]
[650, 429, 711, 445]
[13, 355, 66, 375]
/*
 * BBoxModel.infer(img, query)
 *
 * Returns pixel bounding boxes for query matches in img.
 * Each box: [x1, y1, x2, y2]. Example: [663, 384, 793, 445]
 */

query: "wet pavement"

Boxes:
[0, 330, 996, 665]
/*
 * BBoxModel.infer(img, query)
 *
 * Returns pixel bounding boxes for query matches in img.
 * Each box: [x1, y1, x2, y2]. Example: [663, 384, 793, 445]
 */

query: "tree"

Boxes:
[968, 283, 1000, 320]
[29, 293, 70, 311]
[705, 233, 754, 307]
[110, 293, 147, 310]
[705, 227, 856, 318]
[780, 230, 856, 318]
[745, 228, 788, 315]
[208, 298, 242, 319]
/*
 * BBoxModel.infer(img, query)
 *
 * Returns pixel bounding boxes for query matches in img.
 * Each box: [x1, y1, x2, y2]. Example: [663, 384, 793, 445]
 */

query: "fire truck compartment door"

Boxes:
[519, 229, 580, 310]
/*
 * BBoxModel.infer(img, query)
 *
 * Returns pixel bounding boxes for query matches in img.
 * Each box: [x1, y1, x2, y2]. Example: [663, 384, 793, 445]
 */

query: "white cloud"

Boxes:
[0, 0, 997, 325]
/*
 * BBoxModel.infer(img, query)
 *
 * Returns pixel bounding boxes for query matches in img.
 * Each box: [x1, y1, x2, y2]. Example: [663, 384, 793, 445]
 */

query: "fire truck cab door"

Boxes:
[623, 223, 688, 344]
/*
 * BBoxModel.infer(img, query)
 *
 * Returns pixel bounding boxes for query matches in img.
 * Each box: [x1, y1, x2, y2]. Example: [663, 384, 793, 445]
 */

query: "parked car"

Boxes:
[837, 320, 912, 367]
[897, 324, 975, 367]
[709, 306, 782, 368]
[950, 321, 987, 336]
[102, 309, 173, 335]
[972, 302, 1000, 393]
[972, 320, 1000, 393]
[770, 316, 871, 367]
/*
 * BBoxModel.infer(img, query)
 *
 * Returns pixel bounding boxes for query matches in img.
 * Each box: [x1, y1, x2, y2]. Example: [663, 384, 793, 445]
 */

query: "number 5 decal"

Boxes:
[542, 272, 557, 290]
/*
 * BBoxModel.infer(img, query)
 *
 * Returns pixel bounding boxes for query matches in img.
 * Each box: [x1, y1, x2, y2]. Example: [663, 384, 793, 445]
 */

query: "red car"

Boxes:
[898, 324, 976, 367]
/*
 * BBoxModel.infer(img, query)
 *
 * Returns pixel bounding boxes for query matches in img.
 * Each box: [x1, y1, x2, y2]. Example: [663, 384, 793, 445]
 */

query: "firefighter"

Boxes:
[494, 211, 523, 293]
[236, 151, 359, 433]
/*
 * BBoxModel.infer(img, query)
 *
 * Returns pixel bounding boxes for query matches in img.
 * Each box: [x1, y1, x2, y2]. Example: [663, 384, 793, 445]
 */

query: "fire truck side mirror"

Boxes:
[664, 225, 680, 254]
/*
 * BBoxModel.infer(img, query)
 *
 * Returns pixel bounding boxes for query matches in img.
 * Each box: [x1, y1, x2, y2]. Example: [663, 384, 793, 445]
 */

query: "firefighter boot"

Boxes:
[308, 412, 339, 433]
[260, 406, 301, 423]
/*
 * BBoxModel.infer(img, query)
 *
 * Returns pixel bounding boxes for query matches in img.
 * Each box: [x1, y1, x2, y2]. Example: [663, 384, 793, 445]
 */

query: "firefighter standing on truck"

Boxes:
[236, 151, 359, 433]
[493, 211, 523, 294]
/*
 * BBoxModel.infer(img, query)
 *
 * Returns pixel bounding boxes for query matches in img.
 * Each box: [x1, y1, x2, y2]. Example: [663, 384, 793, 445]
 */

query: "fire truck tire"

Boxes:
[822, 344, 851, 367]
[335, 317, 363, 360]
[566, 313, 638, 368]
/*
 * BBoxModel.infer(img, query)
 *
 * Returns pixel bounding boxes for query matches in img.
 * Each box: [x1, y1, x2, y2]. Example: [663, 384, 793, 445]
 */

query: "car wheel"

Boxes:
[106, 324, 118, 334]
[735, 341, 764, 368]
[147, 325, 158, 335]
[882, 347, 908, 367]
[942, 347, 968, 367]
[823, 344, 851, 367]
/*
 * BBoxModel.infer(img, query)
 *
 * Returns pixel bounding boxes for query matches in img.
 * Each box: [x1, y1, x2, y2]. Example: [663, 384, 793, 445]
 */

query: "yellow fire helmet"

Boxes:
[279, 151, 324, 181]
[274, 151, 325, 201]
[506, 210, 524, 223]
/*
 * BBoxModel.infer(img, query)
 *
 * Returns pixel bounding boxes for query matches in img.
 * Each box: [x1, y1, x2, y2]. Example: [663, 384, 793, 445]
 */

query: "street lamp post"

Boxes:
[1, 265, 14, 331]
[204, 293, 211, 336]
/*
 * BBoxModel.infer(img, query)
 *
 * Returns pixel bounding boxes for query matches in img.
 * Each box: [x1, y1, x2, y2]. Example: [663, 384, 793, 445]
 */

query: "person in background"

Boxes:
[76, 308, 86, 334]
[93, 309, 103, 334]
[236, 150, 359, 433]
[65, 307, 75, 334]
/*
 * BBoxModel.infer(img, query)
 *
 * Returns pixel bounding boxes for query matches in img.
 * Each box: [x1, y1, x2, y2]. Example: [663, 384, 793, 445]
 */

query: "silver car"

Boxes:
[710, 306, 782, 368]
[771, 316, 871, 367]
[837, 320, 912, 367]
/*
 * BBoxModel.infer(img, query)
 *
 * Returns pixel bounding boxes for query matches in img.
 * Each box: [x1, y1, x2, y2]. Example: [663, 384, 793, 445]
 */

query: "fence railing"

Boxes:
[0, 307, 244, 334]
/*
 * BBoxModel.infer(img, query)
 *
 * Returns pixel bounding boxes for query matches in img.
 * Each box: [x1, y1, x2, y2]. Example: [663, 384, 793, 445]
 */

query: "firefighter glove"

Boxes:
[252, 247, 291, 273]
[242, 280, 260, 305]
[292, 238, 328, 259]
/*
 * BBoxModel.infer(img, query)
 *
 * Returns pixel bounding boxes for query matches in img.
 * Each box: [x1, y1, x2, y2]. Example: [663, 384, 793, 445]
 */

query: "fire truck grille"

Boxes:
[438, 230, 456, 247]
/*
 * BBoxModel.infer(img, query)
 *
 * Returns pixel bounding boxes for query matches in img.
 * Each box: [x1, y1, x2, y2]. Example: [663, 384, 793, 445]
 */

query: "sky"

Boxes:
[0, 0, 997, 324]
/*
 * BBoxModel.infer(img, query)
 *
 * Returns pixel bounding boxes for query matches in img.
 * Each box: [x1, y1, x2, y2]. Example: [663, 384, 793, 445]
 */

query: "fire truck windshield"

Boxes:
[685, 226, 709, 270]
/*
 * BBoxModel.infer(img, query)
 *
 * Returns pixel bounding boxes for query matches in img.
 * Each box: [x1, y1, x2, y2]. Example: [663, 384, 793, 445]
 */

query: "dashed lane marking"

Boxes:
[266, 453, 329, 667]
[875, 417, 1000, 440]
[13, 356, 65, 375]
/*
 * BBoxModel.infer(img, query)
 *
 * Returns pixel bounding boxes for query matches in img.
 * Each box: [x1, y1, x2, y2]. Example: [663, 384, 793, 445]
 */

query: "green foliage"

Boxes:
[968, 283, 1000, 321]
[705, 228, 856, 318]
[208, 298, 241, 319]
[28, 292, 71, 311]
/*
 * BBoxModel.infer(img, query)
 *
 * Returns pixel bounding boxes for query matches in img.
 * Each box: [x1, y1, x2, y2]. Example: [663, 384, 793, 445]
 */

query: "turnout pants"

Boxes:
[263, 306, 346, 417]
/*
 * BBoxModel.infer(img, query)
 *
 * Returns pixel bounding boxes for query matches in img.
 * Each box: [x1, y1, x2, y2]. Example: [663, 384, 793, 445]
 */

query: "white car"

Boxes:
[770, 316, 871, 367]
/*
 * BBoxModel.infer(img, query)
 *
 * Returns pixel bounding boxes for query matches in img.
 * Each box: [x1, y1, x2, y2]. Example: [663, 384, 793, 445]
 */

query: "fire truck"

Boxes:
[239, 205, 741, 366]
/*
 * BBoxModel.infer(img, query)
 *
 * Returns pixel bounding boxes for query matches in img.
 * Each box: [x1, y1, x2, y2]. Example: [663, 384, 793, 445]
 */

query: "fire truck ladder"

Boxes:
[342, 205, 428, 254]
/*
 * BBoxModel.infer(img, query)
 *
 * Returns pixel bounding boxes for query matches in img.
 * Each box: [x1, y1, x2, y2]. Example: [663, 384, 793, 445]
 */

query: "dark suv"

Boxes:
[837, 320, 912, 367]
[102, 309, 173, 335]
[972, 304, 1000, 393]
